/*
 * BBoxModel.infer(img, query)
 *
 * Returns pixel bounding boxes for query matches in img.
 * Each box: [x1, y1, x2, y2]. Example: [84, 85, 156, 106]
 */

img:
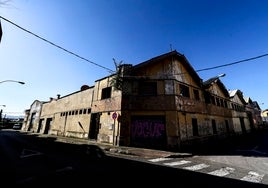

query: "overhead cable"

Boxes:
[1, 16, 268, 74]
[0, 15, 114, 73]
[196, 54, 268, 72]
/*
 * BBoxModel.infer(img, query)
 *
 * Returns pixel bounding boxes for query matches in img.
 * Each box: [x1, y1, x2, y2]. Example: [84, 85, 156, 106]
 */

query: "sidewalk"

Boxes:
[22, 128, 268, 159]
[33, 132, 192, 159]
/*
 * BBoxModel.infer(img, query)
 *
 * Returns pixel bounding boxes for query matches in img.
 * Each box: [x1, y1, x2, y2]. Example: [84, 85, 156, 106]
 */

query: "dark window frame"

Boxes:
[179, 84, 190, 98]
[212, 119, 217, 134]
[101, 87, 112, 99]
[192, 118, 199, 136]
[193, 89, 200, 100]
[139, 81, 157, 96]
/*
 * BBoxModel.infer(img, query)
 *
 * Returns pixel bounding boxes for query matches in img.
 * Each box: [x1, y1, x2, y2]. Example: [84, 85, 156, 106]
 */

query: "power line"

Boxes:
[1, 16, 268, 74]
[0, 15, 114, 73]
[196, 54, 268, 72]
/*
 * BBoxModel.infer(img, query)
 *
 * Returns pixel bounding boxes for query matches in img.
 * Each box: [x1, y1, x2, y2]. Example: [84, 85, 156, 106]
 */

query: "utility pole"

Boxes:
[0, 19, 2, 43]
[0, 109, 2, 122]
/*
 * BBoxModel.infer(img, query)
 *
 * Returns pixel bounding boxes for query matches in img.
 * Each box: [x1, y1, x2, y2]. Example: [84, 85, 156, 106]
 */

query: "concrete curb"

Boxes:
[23, 131, 193, 159]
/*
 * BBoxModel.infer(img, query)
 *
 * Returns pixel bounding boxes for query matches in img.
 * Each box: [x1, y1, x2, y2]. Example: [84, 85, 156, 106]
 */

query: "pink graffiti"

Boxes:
[132, 121, 165, 138]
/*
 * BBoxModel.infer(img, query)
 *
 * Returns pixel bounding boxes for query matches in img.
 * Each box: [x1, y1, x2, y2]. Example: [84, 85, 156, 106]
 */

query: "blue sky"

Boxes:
[0, 0, 268, 117]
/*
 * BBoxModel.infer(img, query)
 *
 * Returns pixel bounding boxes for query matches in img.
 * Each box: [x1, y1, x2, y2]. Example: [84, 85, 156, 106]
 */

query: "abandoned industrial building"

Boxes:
[22, 50, 263, 151]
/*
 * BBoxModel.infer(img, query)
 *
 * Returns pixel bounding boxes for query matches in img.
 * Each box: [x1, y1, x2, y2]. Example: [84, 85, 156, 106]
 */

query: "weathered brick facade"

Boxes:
[23, 50, 262, 151]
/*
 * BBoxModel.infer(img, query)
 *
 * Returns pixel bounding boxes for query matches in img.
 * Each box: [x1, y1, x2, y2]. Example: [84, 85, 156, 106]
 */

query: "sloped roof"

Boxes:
[228, 89, 247, 104]
[30, 99, 46, 107]
[244, 97, 261, 109]
[203, 77, 220, 86]
[244, 96, 251, 104]
[228, 89, 238, 97]
[252, 101, 261, 110]
[203, 78, 229, 97]
[131, 50, 202, 86]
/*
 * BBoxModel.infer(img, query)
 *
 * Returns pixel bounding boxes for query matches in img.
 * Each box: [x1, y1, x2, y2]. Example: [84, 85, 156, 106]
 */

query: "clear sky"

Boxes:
[0, 0, 268, 117]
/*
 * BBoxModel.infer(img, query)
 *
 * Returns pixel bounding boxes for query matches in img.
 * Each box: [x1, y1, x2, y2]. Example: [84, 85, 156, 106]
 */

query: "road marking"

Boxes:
[208, 167, 235, 177]
[20, 149, 43, 158]
[147, 158, 266, 184]
[55, 166, 73, 173]
[236, 145, 267, 155]
[148, 157, 172, 162]
[240, 171, 264, 183]
[163, 160, 192, 166]
[183, 163, 210, 171]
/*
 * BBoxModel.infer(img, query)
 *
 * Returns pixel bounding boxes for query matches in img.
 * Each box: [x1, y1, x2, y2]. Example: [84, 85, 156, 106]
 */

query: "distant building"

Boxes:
[261, 109, 268, 124]
[244, 96, 263, 129]
[22, 100, 44, 132]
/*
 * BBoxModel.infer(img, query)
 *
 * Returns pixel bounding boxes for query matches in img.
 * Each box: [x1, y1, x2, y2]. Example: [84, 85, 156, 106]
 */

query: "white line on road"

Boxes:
[240, 171, 264, 183]
[148, 157, 173, 162]
[163, 160, 192, 166]
[208, 167, 235, 177]
[20, 149, 43, 158]
[183, 163, 210, 171]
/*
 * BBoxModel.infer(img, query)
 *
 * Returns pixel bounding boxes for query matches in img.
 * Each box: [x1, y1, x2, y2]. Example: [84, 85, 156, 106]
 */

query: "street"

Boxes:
[0, 129, 267, 187]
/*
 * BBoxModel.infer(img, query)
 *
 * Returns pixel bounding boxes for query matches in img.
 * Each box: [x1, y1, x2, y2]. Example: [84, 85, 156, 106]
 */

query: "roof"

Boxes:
[203, 77, 219, 86]
[131, 50, 202, 86]
[244, 96, 250, 103]
[228, 89, 238, 97]
[203, 78, 229, 97]
[228, 89, 247, 104]
[252, 101, 261, 110]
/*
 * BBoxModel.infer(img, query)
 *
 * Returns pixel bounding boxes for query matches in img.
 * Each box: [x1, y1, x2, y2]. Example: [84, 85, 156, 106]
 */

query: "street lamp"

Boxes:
[0, 105, 6, 128]
[0, 80, 25, 85]
[0, 80, 24, 127]
[217, 73, 226, 78]
[203, 73, 226, 85]
[210, 73, 226, 81]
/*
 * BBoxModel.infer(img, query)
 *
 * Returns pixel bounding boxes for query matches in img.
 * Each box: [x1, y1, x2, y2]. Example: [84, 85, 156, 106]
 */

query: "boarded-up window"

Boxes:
[165, 80, 174, 95]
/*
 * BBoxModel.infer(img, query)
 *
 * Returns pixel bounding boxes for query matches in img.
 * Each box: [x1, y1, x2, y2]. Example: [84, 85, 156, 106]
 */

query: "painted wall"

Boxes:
[39, 87, 94, 138]
[120, 53, 235, 150]
[22, 100, 43, 132]
[91, 75, 122, 144]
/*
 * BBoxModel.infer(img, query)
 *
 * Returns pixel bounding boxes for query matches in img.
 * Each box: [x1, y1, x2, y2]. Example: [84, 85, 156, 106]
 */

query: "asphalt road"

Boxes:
[0, 129, 268, 187]
[189, 129, 268, 177]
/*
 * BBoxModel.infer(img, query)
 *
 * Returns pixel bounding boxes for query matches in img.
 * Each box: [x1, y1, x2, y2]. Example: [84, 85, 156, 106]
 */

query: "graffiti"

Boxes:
[132, 120, 165, 138]
[78, 121, 85, 133]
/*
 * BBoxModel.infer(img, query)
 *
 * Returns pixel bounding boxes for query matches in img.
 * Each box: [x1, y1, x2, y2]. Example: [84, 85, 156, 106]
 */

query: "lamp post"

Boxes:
[217, 73, 226, 78]
[210, 73, 226, 83]
[203, 73, 226, 86]
[0, 80, 24, 127]
[0, 80, 25, 85]
[0, 105, 6, 128]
